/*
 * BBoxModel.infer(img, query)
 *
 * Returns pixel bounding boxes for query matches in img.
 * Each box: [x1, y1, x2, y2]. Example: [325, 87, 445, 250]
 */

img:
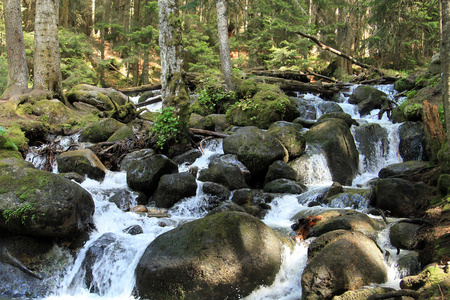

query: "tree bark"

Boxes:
[442, 0, 450, 152]
[34, 0, 66, 103]
[1, 0, 29, 99]
[140, 50, 150, 85]
[216, 0, 234, 91]
[295, 30, 385, 77]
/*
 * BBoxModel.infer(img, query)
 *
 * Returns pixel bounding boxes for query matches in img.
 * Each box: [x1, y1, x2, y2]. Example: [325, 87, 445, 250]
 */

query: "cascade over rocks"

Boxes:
[57, 148, 107, 181]
[135, 211, 282, 300]
[0, 157, 94, 238]
[126, 154, 178, 197]
[302, 230, 388, 300]
[223, 126, 287, 186]
[348, 85, 387, 117]
[353, 123, 389, 171]
[153, 172, 198, 208]
[302, 118, 359, 185]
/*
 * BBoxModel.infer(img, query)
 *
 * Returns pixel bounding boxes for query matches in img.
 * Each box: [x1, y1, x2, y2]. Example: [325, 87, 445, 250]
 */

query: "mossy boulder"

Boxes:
[135, 211, 282, 300]
[66, 84, 128, 111]
[56, 149, 107, 181]
[0, 157, 94, 238]
[267, 121, 306, 160]
[153, 172, 198, 208]
[226, 84, 299, 129]
[223, 126, 286, 186]
[107, 125, 134, 142]
[348, 85, 387, 105]
[119, 148, 156, 172]
[198, 159, 249, 191]
[79, 118, 125, 143]
[395, 77, 416, 92]
[189, 113, 214, 130]
[303, 118, 359, 186]
[316, 112, 359, 128]
[32, 99, 72, 124]
[302, 230, 388, 300]
[126, 154, 178, 197]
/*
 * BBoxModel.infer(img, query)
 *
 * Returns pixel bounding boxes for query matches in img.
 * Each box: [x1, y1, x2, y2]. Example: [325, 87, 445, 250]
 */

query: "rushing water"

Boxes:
[34, 84, 416, 299]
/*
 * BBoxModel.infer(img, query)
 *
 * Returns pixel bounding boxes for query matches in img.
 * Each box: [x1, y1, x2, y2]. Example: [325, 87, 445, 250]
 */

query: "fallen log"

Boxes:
[295, 31, 385, 77]
[367, 289, 420, 300]
[119, 83, 162, 95]
[190, 128, 229, 139]
[249, 69, 310, 83]
[254, 76, 339, 97]
[135, 95, 163, 108]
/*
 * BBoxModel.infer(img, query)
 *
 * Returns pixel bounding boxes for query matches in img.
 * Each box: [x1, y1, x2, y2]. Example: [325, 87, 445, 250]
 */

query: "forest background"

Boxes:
[0, 0, 440, 95]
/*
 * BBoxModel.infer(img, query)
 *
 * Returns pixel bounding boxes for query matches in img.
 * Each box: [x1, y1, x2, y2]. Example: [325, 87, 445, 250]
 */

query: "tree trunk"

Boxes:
[216, 0, 234, 91]
[34, 0, 66, 103]
[442, 0, 450, 153]
[141, 50, 150, 85]
[1, 0, 29, 99]
[60, 0, 69, 28]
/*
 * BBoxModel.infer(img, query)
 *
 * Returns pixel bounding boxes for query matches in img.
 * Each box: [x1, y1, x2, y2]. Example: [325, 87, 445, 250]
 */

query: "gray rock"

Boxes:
[353, 123, 389, 172]
[263, 178, 306, 194]
[57, 149, 107, 181]
[265, 160, 298, 184]
[378, 161, 429, 178]
[135, 212, 282, 299]
[398, 121, 425, 161]
[153, 172, 198, 208]
[79, 118, 125, 143]
[389, 221, 421, 250]
[119, 148, 156, 172]
[267, 121, 306, 160]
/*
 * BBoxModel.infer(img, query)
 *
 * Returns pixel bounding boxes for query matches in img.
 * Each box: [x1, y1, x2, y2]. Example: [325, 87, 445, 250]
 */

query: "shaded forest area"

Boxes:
[0, 0, 440, 94]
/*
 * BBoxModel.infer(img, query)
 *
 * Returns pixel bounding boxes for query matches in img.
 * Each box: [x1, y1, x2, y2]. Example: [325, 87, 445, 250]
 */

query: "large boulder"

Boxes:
[375, 178, 433, 217]
[263, 178, 306, 194]
[311, 210, 384, 240]
[57, 149, 107, 181]
[398, 121, 425, 161]
[135, 211, 282, 300]
[198, 158, 249, 191]
[153, 172, 198, 208]
[66, 84, 128, 111]
[389, 221, 421, 250]
[79, 118, 125, 143]
[265, 160, 298, 184]
[119, 148, 156, 172]
[348, 85, 387, 117]
[378, 161, 429, 178]
[267, 121, 306, 160]
[353, 123, 389, 172]
[303, 118, 359, 186]
[316, 112, 359, 128]
[223, 126, 286, 185]
[302, 230, 388, 300]
[318, 101, 343, 115]
[126, 154, 178, 197]
[0, 157, 94, 238]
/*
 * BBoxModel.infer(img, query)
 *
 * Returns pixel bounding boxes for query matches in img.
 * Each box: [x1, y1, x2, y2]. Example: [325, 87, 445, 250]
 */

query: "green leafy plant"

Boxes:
[3, 203, 34, 225]
[0, 126, 18, 151]
[151, 107, 180, 149]
[0, 56, 8, 96]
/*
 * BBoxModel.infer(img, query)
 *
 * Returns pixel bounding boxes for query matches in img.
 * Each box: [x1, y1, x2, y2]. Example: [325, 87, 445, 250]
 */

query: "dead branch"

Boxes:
[295, 31, 385, 76]
[190, 128, 229, 139]
[135, 95, 163, 108]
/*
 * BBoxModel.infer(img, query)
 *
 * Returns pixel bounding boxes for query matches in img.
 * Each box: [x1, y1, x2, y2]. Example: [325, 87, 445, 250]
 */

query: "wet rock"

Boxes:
[202, 182, 231, 202]
[207, 114, 229, 132]
[389, 221, 421, 250]
[0, 158, 94, 238]
[353, 123, 389, 171]
[293, 98, 317, 120]
[302, 230, 387, 300]
[211, 154, 251, 183]
[207, 201, 246, 216]
[303, 118, 359, 186]
[153, 172, 198, 208]
[126, 154, 178, 197]
[265, 160, 298, 184]
[263, 178, 306, 195]
[131, 205, 147, 212]
[332, 287, 395, 300]
[172, 148, 202, 166]
[189, 113, 214, 130]
[349, 85, 387, 105]
[109, 189, 135, 211]
[57, 149, 107, 181]
[378, 161, 429, 178]
[135, 212, 282, 300]
[231, 188, 253, 206]
[397, 252, 421, 277]
[267, 121, 306, 160]
[325, 190, 372, 210]
[107, 124, 134, 142]
[398, 121, 425, 161]
[375, 178, 433, 217]
[223, 126, 286, 185]
[119, 148, 155, 172]
[311, 210, 384, 240]
[79, 118, 125, 143]
[198, 157, 249, 191]
[124, 225, 144, 235]
[324, 182, 344, 200]
[293, 117, 316, 128]
[316, 112, 359, 128]
[318, 101, 343, 114]
[60, 172, 85, 183]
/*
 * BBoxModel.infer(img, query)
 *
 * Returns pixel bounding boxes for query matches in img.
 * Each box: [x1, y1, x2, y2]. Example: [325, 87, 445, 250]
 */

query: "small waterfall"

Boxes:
[39, 84, 415, 299]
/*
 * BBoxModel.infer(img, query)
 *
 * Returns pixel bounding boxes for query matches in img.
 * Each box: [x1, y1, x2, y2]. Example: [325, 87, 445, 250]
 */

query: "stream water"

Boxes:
[25, 84, 417, 300]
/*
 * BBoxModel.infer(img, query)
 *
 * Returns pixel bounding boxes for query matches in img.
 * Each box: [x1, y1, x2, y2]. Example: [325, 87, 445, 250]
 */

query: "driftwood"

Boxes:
[295, 31, 385, 76]
[119, 83, 162, 95]
[135, 95, 163, 108]
[190, 128, 229, 139]
[248, 69, 310, 83]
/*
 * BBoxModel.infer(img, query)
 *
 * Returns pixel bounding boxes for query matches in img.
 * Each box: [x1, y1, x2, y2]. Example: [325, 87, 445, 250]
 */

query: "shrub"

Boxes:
[151, 107, 181, 149]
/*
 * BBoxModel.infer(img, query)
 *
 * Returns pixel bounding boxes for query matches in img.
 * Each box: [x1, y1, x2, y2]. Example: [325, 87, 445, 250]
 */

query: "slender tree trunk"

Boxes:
[442, 0, 450, 152]
[60, 0, 69, 28]
[216, 0, 234, 91]
[34, 0, 66, 103]
[1, 0, 29, 99]
[141, 50, 150, 85]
